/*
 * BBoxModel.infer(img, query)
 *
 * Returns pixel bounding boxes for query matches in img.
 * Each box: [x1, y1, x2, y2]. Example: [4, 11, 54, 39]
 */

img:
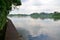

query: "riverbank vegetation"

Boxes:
[8, 11, 60, 21]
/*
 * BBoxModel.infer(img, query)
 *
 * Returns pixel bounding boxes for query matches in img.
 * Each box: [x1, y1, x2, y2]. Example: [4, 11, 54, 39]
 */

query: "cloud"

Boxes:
[21, 0, 28, 2]
[10, 0, 60, 14]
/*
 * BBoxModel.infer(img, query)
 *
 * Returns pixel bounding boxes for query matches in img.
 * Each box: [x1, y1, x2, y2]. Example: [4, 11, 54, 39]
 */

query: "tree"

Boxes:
[0, 0, 21, 30]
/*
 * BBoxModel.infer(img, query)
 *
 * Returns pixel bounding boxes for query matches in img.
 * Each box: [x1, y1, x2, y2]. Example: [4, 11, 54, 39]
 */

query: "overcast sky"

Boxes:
[10, 0, 60, 14]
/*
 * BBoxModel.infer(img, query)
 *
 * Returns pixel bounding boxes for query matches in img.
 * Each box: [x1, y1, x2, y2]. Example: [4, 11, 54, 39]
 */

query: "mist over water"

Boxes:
[8, 16, 60, 40]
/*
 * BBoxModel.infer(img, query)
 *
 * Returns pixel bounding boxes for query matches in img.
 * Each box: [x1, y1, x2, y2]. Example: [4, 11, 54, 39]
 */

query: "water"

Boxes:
[8, 16, 60, 40]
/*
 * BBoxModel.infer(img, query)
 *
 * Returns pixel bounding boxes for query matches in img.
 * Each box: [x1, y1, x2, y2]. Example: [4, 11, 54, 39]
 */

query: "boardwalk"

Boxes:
[5, 19, 23, 40]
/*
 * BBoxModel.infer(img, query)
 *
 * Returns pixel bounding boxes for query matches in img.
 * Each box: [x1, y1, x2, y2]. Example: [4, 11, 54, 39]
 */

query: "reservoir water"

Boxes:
[8, 16, 60, 40]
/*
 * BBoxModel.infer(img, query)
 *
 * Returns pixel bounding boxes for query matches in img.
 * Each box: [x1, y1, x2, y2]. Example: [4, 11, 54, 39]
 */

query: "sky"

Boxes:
[10, 0, 60, 14]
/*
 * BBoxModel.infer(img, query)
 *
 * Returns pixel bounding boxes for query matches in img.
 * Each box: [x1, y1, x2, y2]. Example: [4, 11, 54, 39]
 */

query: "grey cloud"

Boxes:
[51, 0, 60, 6]
[33, 2, 42, 6]
[32, 0, 42, 6]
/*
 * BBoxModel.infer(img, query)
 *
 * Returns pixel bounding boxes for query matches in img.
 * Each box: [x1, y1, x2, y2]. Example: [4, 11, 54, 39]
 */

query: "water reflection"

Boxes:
[17, 28, 30, 40]
[8, 16, 60, 40]
[30, 16, 60, 21]
[28, 34, 52, 40]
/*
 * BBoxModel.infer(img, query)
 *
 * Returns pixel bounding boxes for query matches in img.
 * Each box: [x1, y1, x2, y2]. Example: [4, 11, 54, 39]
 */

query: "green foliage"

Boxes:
[53, 12, 60, 18]
[0, 0, 21, 30]
[8, 14, 28, 17]
[30, 12, 60, 20]
[8, 12, 60, 20]
[12, 0, 21, 6]
[30, 13, 40, 18]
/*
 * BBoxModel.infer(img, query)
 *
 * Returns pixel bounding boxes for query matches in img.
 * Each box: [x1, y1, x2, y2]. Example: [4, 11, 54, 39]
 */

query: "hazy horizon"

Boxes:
[10, 0, 60, 14]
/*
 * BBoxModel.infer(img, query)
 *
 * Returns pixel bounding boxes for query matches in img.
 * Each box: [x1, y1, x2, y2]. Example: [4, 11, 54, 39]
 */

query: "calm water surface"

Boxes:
[8, 16, 60, 40]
